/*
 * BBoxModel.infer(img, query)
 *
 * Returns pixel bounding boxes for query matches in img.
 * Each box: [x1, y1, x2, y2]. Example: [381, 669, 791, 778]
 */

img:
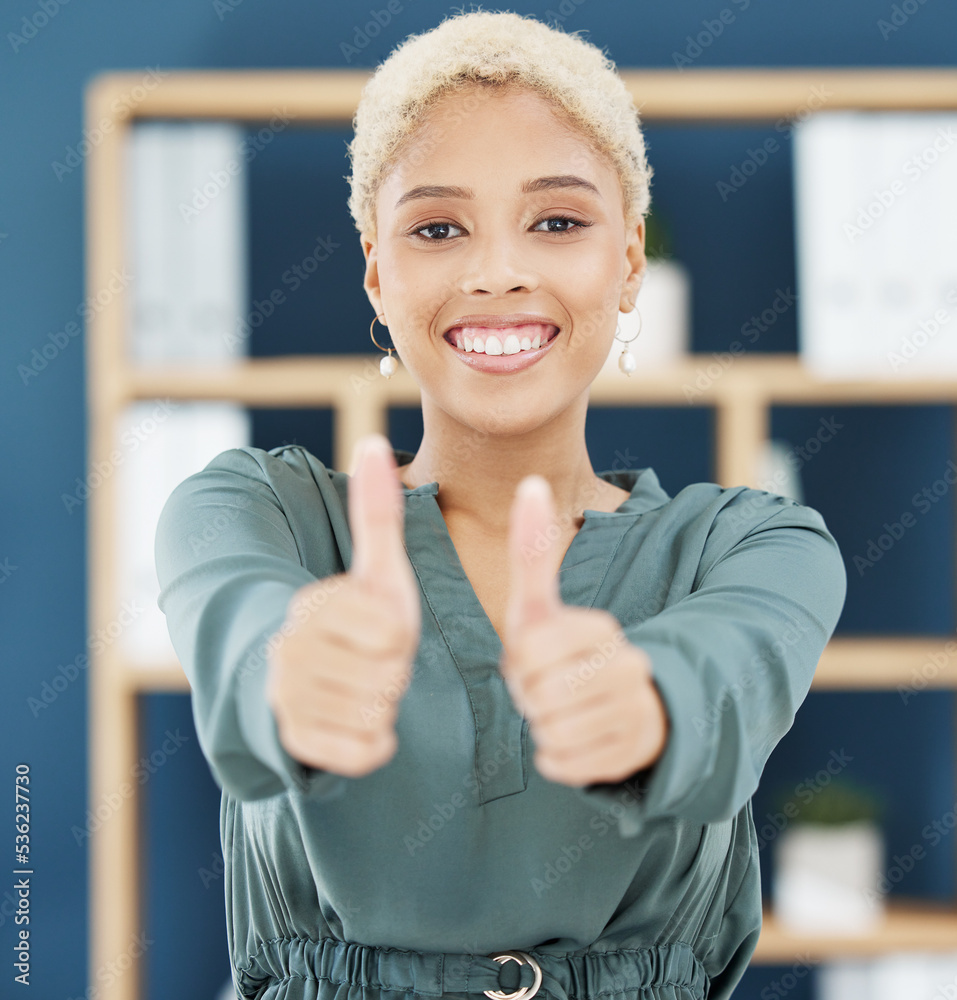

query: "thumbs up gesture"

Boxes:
[267, 434, 420, 778]
[499, 476, 670, 787]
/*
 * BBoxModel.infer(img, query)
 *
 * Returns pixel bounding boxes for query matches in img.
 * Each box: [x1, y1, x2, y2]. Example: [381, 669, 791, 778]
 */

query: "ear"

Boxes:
[360, 232, 383, 318]
[620, 217, 646, 313]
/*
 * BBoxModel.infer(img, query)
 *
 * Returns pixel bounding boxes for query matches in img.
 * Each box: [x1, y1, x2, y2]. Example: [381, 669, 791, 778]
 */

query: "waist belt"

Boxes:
[236, 936, 710, 1000]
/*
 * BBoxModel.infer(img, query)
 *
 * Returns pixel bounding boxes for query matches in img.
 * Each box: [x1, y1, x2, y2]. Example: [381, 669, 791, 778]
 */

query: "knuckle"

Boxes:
[378, 615, 414, 653]
[290, 576, 343, 620]
[351, 735, 395, 775]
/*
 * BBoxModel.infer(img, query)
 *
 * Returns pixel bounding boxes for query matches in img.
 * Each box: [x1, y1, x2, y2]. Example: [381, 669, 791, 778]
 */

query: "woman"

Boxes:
[155, 10, 847, 1000]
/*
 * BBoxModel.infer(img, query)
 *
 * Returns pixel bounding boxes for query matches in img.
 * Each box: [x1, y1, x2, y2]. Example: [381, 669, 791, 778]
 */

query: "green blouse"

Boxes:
[154, 443, 846, 1000]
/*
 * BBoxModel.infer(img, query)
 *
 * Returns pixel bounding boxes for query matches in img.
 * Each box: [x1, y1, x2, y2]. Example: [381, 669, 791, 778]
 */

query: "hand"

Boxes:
[499, 475, 670, 787]
[266, 434, 421, 778]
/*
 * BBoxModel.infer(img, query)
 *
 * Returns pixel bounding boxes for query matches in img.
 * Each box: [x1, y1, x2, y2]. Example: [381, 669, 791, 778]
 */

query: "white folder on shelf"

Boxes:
[118, 121, 253, 666]
[115, 402, 251, 667]
[793, 111, 957, 378]
[125, 121, 248, 364]
[817, 951, 957, 1000]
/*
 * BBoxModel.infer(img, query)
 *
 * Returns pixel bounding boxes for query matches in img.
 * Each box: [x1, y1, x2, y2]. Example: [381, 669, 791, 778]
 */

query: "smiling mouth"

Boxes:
[443, 323, 560, 355]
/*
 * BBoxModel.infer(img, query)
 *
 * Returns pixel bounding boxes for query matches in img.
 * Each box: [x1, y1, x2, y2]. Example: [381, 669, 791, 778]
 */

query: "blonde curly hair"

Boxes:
[345, 7, 653, 239]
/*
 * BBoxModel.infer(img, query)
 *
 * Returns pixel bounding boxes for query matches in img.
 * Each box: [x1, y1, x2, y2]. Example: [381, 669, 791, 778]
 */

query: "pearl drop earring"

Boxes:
[614, 310, 642, 377]
[370, 313, 398, 379]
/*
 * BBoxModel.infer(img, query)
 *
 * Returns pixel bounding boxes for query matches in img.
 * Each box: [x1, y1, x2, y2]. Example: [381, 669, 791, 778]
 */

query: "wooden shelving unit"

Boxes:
[85, 68, 957, 999]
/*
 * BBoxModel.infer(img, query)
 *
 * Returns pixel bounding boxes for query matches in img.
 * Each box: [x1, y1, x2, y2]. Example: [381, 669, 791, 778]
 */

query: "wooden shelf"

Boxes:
[87, 67, 957, 125]
[753, 901, 957, 963]
[121, 662, 190, 692]
[85, 68, 957, 1000]
[815, 638, 957, 690]
[118, 353, 957, 408]
[124, 636, 957, 694]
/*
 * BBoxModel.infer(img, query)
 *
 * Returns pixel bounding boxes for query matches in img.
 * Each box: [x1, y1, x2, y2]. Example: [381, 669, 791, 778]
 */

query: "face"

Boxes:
[361, 84, 646, 437]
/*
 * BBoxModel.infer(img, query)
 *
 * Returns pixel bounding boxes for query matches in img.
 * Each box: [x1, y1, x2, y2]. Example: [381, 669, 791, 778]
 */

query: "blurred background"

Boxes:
[2, 1, 956, 998]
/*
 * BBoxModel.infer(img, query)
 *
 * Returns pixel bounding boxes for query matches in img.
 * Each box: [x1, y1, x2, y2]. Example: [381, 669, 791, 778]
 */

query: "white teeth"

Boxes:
[450, 328, 555, 355]
[503, 334, 521, 355]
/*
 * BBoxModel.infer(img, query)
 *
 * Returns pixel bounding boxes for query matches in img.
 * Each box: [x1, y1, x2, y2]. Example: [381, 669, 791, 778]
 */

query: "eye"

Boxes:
[412, 220, 463, 240]
[532, 215, 590, 235]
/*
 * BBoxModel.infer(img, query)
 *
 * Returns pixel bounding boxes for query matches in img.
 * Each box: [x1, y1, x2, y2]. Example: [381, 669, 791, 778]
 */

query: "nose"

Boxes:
[459, 229, 539, 297]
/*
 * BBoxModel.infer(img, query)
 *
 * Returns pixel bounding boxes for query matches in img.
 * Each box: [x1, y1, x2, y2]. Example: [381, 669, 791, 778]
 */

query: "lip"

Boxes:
[442, 313, 560, 337]
[442, 321, 561, 374]
[442, 314, 561, 374]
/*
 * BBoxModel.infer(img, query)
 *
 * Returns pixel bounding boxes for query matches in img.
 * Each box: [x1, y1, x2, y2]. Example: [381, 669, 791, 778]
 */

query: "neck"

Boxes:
[399, 390, 607, 538]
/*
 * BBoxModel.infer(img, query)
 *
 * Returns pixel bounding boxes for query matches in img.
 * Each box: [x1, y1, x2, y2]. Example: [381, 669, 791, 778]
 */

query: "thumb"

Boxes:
[505, 474, 563, 648]
[347, 434, 409, 594]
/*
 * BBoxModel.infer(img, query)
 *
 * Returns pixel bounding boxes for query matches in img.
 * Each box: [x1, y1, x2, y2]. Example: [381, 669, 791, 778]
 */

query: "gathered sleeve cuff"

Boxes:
[573, 497, 847, 837]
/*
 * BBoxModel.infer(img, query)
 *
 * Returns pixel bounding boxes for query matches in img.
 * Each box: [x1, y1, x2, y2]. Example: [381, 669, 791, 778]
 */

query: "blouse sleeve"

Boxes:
[573, 493, 847, 838]
[154, 447, 348, 803]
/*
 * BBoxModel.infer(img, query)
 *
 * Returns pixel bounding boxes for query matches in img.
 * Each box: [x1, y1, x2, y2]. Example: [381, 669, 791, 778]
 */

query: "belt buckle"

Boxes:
[483, 950, 543, 1000]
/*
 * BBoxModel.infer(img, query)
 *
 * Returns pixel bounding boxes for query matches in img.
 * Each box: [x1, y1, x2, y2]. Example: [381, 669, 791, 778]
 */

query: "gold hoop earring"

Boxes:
[613, 310, 642, 377]
[370, 313, 398, 379]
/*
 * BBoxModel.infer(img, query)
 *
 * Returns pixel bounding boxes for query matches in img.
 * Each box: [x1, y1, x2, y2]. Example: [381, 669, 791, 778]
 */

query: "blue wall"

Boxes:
[2, 2, 955, 997]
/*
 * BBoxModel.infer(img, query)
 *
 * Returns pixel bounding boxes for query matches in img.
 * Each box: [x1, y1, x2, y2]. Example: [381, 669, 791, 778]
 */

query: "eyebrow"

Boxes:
[393, 174, 602, 209]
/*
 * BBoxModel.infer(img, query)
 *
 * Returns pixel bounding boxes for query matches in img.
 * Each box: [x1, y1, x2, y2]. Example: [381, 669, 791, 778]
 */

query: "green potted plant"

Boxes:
[771, 777, 887, 935]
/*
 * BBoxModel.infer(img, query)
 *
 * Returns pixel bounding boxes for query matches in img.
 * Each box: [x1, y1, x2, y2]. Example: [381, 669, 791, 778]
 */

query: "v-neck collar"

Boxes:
[392, 448, 671, 516]
[389, 444, 670, 617]
[389, 447, 670, 516]
[387, 446, 669, 804]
